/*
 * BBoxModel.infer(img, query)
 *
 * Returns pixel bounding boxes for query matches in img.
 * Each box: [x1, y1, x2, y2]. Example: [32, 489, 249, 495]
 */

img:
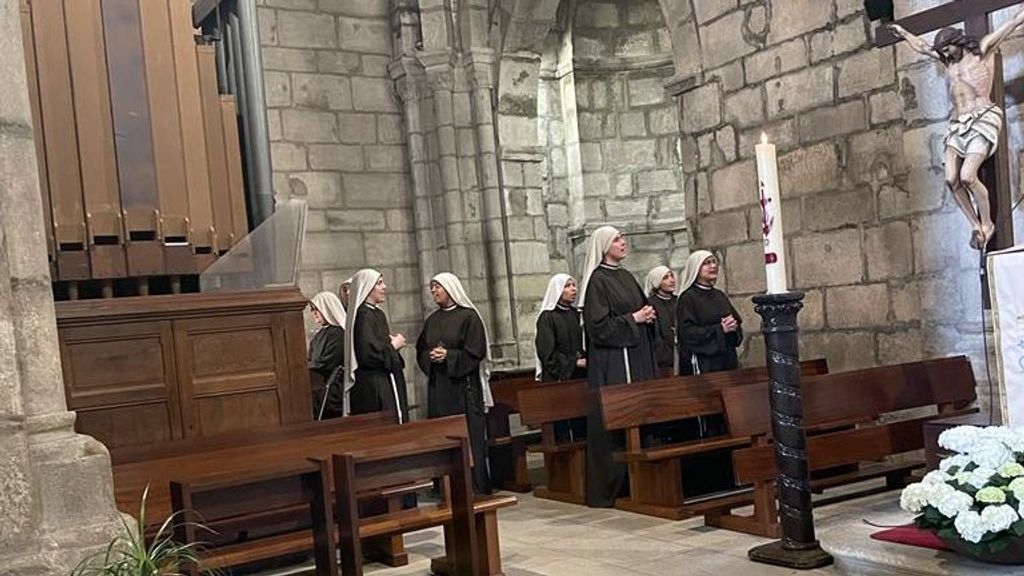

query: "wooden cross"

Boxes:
[875, 0, 1019, 252]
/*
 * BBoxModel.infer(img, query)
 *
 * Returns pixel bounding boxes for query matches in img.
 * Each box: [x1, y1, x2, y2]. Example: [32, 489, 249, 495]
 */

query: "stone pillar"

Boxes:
[0, 0, 122, 573]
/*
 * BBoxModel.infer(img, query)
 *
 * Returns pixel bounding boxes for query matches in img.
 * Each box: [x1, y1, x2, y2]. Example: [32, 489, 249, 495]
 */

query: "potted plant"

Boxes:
[71, 486, 214, 576]
[900, 425, 1024, 564]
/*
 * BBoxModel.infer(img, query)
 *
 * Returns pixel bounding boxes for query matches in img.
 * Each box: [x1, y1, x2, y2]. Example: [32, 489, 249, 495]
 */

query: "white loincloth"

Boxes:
[945, 105, 1003, 159]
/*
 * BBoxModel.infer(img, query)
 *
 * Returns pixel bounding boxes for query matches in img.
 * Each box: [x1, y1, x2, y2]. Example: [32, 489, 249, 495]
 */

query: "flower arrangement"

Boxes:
[900, 425, 1024, 558]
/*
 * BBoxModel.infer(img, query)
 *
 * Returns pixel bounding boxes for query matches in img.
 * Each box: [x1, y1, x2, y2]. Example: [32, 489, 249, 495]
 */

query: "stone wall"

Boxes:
[1, 0, 122, 571]
[569, 0, 688, 275]
[674, 0, 1023, 415]
[256, 0, 424, 403]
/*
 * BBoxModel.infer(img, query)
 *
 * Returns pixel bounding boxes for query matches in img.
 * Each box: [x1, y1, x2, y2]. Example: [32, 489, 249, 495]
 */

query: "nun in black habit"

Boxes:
[308, 291, 346, 419]
[579, 226, 658, 508]
[534, 273, 587, 441]
[416, 272, 494, 495]
[344, 269, 409, 424]
[674, 250, 743, 496]
[644, 265, 678, 377]
[676, 250, 743, 376]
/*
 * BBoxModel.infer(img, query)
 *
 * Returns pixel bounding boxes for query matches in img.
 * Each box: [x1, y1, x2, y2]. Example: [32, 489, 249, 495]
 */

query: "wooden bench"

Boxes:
[486, 369, 546, 492]
[708, 356, 978, 538]
[112, 414, 484, 572]
[517, 379, 589, 504]
[334, 436, 513, 576]
[598, 360, 829, 520]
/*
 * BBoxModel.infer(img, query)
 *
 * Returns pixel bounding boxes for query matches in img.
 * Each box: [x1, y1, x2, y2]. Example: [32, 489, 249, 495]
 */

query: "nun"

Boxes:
[644, 265, 678, 377]
[535, 273, 588, 442]
[674, 250, 742, 496]
[344, 269, 409, 424]
[534, 273, 586, 382]
[579, 226, 658, 507]
[416, 272, 493, 495]
[676, 251, 743, 376]
[308, 291, 346, 419]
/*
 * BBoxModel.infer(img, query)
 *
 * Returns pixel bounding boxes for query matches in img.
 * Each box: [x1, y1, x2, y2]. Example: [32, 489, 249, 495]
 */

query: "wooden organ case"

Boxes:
[20, 0, 312, 449]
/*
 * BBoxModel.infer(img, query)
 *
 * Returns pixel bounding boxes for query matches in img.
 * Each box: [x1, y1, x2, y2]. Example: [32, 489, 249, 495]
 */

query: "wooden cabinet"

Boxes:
[57, 288, 312, 449]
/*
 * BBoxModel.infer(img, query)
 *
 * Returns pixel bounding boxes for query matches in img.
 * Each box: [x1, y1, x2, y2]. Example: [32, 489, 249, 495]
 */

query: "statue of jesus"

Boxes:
[889, 8, 1024, 250]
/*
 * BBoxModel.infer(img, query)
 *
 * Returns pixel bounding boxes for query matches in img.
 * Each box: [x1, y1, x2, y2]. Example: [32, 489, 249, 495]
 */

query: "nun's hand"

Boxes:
[632, 305, 656, 324]
[430, 346, 448, 363]
[390, 333, 407, 350]
[576, 358, 587, 369]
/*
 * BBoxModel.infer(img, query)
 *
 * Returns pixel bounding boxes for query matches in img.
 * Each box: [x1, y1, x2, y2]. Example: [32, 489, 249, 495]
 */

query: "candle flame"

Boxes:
[760, 132, 769, 145]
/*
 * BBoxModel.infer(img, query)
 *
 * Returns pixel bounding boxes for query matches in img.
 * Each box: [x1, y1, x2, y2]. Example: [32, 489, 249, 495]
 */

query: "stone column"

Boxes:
[0, 1, 122, 573]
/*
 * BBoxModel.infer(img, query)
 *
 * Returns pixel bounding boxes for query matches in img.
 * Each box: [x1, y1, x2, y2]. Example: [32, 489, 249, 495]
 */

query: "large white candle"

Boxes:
[755, 133, 788, 294]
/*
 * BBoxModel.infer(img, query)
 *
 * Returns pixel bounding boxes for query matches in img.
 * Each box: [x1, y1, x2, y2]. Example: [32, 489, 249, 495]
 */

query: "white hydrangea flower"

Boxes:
[980, 505, 1019, 534]
[956, 467, 997, 490]
[968, 441, 1016, 470]
[954, 510, 987, 544]
[976, 486, 1007, 504]
[998, 462, 1024, 479]
[940, 454, 973, 474]
[900, 482, 932, 513]
[1008, 477, 1024, 501]
[922, 470, 953, 485]
[930, 484, 974, 518]
[940, 426, 984, 453]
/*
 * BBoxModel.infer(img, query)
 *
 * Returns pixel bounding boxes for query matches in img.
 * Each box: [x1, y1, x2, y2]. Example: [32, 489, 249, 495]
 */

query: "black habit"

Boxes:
[676, 284, 743, 375]
[416, 306, 492, 494]
[649, 293, 677, 374]
[583, 264, 658, 507]
[351, 303, 409, 424]
[535, 306, 587, 382]
[308, 325, 345, 418]
[535, 305, 588, 441]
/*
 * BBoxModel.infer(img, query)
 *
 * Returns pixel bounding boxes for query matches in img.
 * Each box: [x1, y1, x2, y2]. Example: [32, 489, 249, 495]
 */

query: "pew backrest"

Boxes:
[725, 356, 978, 485]
[599, 359, 830, 431]
[114, 414, 468, 526]
[723, 356, 976, 439]
[516, 380, 588, 427]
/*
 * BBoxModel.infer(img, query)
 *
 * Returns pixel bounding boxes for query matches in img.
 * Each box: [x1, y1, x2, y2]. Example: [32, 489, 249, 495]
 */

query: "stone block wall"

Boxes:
[571, 0, 688, 275]
[256, 0, 423, 402]
[678, 0, 1023, 411]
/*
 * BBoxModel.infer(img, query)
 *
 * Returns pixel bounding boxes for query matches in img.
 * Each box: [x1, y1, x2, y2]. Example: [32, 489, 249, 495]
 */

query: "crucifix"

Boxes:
[875, 0, 1021, 253]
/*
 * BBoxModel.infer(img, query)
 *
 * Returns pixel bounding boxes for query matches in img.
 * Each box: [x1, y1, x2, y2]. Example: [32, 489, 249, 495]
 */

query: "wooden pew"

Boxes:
[487, 369, 559, 492]
[116, 414, 516, 573]
[170, 459, 339, 576]
[333, 438, 479, 576]
[517, 379, 589, 504]
[708, 356, 978, 538]
[598, 360, 829, 520]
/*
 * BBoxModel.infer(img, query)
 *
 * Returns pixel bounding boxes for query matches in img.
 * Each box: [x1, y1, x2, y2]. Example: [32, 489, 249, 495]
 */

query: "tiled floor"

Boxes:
[255, 482, 914, 575]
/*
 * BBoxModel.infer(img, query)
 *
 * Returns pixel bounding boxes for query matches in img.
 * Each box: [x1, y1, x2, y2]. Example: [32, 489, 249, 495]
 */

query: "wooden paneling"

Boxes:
[59, 320, 182, 447]
[196, 45, 234, 253]
[64, 0, 127, 279]
[31, 0, 89, 280]
[19, 0, 56, 273]
[57, 289, 311, 449]
[168, 0, 216, 263]
[174, 313, 293, 436]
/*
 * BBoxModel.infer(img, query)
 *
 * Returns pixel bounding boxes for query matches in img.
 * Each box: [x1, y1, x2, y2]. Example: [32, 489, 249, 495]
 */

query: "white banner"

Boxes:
[989, 245, 1024, 427]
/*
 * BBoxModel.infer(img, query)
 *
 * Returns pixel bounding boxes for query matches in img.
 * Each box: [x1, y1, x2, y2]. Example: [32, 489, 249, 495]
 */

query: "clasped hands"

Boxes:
[632, 305, 657, 324]
[429, 346, 448, 363]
